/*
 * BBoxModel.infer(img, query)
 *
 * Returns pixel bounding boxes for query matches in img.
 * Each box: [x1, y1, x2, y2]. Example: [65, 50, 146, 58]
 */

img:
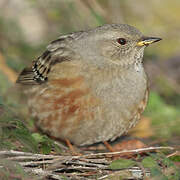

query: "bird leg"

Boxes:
[65, 139, 82, 155]
[103, 141, 115, 152]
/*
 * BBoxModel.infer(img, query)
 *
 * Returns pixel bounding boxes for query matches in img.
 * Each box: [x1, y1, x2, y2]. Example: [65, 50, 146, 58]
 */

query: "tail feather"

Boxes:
[16, 67, 39, 85]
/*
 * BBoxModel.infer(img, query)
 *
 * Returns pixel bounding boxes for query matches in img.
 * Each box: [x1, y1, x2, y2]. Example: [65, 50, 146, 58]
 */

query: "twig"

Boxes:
[81, 146, 175, 158]
[0, 146, 176, 180]
[166, 151, 180, 158]
[24, 168, 62, 180]
[0, 150, 60, 158]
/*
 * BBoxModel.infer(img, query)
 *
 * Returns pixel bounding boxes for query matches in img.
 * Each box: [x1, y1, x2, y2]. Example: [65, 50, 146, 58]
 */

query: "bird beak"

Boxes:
[137, 37, 162, 47]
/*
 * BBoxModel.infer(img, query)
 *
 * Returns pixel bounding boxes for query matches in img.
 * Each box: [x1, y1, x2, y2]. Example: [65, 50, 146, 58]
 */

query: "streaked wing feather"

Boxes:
[16, 34, 80, 85]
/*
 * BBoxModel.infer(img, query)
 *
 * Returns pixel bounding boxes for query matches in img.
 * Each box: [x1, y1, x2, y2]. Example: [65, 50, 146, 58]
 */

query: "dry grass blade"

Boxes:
[0, 146, 177, 179]
[82, 146, 175, 158]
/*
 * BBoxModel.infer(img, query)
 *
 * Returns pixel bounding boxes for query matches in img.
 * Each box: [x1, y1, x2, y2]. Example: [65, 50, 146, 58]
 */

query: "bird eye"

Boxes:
[117, 38, 127, 45]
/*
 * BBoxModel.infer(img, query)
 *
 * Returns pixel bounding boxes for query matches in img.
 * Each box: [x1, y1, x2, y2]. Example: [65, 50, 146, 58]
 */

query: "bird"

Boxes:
[16, 24, 161, 146]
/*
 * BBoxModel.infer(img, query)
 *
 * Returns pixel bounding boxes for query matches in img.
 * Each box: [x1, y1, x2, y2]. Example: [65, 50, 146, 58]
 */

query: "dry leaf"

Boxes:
[128, 116, 153, 138]
[0, 52, 17, 83]
[112, 139, 147, 151]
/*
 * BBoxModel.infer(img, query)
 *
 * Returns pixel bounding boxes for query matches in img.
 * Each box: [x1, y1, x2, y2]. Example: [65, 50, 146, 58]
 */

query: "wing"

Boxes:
[16, 32, 82, 85]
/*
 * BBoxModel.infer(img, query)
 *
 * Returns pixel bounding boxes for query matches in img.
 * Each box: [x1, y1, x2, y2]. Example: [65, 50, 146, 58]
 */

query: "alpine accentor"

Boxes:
[16, 24, 161, 146]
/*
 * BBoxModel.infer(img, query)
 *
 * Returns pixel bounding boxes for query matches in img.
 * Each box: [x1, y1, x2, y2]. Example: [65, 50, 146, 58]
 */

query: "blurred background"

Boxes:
[0, 0, 180, 150]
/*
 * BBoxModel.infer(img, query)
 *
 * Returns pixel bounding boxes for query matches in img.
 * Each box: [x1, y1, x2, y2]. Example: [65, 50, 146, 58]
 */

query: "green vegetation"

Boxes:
[145, 92, 180, 140]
